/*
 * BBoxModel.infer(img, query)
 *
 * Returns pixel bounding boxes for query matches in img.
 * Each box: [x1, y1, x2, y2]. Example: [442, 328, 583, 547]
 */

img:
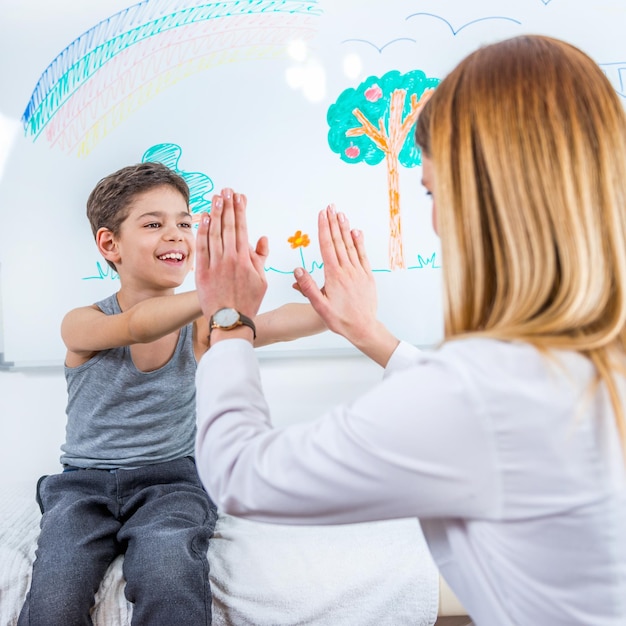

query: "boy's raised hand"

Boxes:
[195, 189, 268, 330]
[293, 206, 399, 366]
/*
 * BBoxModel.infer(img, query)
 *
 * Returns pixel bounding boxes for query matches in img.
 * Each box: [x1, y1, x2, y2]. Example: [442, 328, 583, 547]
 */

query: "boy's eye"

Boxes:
[146, 223, 160, 228]
[180, 222, 192, 228]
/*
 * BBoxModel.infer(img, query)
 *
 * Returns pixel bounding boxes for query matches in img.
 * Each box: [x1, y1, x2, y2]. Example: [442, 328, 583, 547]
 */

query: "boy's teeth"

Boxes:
[159, 253, 183, 260]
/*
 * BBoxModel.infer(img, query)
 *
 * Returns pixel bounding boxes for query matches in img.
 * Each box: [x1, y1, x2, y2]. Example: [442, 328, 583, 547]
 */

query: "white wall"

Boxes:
[0, 354, 383, 485]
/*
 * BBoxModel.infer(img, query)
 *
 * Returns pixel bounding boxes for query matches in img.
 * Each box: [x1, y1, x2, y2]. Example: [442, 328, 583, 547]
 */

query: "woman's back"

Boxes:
[420, 339, 626, 625]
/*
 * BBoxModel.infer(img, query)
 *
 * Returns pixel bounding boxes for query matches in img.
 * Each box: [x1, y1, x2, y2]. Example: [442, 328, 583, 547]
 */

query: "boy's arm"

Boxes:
[61, 291, 203, 357]
[253, 303, 326, 348]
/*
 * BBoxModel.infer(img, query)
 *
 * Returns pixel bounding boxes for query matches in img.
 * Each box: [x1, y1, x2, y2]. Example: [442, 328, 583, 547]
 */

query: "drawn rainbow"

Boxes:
[22, 0, 322, 157]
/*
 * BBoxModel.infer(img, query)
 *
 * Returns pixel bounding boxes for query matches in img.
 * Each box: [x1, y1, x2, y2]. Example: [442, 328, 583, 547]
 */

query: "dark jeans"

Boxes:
[18, 457, 217, 626]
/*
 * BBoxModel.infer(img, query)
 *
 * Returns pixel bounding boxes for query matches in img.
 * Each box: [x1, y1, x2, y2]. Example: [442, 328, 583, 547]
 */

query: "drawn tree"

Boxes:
[327, 69, 439, 270]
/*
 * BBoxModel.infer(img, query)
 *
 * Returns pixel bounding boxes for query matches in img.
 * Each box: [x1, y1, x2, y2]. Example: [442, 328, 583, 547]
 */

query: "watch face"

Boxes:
[213, 308, 240, 328]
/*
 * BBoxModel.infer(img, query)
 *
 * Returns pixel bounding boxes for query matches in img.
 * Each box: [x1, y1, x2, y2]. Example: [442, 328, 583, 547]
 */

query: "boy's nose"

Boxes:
[164, 224, 183, 240]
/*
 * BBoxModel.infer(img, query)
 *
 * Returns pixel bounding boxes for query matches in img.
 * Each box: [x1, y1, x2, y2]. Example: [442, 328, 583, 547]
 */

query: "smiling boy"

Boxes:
[18, 162, 324, 625]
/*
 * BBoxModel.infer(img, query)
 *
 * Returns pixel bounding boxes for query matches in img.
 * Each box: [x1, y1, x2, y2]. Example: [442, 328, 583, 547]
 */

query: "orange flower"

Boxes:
[288, 230, 310, 249]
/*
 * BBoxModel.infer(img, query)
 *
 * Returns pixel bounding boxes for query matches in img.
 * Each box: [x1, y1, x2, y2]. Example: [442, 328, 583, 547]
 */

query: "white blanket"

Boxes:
[0, 480, 438, 625]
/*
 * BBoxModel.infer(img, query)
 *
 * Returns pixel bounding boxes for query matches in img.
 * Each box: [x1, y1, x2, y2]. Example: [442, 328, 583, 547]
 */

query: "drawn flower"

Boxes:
[288, 230, 310, 249]
[288, 230, 311, 268]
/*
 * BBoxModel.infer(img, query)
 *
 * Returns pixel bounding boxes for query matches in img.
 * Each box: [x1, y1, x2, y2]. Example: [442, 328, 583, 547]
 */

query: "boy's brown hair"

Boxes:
[87, 162, 190, 270]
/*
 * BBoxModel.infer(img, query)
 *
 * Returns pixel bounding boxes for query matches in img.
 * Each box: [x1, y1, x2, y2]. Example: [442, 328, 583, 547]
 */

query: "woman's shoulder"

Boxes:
[393, 336, 546, 372]
[438, 336, 591, 378]
[414, 338, 597, 421]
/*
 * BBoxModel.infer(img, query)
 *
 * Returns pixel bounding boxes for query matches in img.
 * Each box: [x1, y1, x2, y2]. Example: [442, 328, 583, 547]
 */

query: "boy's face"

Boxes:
[112, 185, 194, 289]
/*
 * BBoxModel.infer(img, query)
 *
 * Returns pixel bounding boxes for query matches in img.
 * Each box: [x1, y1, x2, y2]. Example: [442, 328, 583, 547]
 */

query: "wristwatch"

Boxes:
[209, 307, 256, 339]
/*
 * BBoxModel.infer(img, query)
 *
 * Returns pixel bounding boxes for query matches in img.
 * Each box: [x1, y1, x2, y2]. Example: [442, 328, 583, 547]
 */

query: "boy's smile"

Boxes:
[157, 251, 186, 263]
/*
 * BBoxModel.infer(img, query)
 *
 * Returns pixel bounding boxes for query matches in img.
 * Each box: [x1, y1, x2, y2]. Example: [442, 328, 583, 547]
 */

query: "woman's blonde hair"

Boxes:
[415, 35, 626, 445]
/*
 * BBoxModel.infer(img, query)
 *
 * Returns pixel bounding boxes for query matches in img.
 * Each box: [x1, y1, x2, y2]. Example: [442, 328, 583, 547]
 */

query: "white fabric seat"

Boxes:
[0, 480, 440, 625]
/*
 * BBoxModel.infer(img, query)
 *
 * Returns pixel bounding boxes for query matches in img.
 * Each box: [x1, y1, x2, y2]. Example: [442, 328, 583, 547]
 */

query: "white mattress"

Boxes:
[0, 480, 439, 625]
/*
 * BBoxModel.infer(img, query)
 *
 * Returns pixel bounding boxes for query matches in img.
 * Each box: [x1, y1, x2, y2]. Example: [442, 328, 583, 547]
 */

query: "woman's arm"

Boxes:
[195, 339, 497, 524]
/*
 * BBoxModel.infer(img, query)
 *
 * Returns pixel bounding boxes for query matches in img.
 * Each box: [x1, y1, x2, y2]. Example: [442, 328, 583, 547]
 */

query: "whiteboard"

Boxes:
[1, 0, 625, 366]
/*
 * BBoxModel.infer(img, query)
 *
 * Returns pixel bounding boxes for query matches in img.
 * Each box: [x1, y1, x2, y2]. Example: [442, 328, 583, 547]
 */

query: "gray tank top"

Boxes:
[60, 293, 197, 469]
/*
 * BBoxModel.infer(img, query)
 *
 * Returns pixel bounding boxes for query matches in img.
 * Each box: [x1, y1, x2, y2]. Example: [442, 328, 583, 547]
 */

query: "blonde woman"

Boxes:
[194, 36, 626, 625]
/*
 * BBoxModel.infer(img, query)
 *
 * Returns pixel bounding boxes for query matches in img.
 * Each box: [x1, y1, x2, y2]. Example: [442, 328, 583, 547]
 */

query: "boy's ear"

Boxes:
[96, 227, 121, 264]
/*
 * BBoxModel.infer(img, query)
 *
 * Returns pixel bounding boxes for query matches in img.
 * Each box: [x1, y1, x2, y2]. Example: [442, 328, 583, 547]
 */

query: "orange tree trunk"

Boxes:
[386, 151, 404, 270]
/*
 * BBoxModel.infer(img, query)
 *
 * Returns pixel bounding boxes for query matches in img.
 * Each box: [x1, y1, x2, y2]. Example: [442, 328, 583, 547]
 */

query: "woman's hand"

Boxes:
[293, 206, 399, 366]
[195, 189, 268, 342]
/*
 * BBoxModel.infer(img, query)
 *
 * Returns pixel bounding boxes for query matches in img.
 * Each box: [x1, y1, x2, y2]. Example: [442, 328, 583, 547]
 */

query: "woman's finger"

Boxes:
[351, 228, 372, 274]
[251, 236, 269, 276]
[294, 267, 330, 320]
[208, 194, 224, 257]
[195, 213, 211, 283]
[220, 188, 237, 255]
[336, 210, 360, 268]
[318, 207, 340, 270]
[234, 192, 250, 255]
[326, 206, 355, 268]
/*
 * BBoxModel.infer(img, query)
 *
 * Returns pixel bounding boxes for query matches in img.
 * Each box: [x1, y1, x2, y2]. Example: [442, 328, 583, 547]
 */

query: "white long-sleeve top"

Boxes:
[195, 337, 626, 626]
